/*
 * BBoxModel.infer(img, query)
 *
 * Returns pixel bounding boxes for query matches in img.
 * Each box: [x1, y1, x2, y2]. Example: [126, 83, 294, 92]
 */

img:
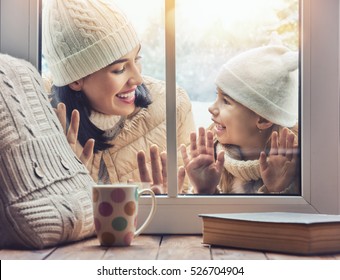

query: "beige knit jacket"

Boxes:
[81, 76, 195, 191]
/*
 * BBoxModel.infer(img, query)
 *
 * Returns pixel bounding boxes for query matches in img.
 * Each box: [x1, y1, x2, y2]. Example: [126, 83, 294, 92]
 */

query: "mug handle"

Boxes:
[134, 189, 157, 236]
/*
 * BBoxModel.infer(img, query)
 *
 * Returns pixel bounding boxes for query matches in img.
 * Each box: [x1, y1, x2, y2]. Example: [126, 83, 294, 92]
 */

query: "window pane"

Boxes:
[176, 0, 300, 195]
[114, 0, 165, 81]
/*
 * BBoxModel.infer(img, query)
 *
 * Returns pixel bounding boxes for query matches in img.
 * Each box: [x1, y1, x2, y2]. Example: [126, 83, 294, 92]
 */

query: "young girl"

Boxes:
[180, 45, 299, 194]
[42, 0, 194, 187]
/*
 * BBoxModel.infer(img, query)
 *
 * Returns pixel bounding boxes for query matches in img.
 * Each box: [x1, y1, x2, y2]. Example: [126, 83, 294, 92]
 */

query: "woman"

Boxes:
[42, 0, 195, 190]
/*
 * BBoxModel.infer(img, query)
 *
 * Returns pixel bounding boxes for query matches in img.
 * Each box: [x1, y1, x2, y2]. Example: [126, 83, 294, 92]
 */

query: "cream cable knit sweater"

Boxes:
[0, 54, 95, 249]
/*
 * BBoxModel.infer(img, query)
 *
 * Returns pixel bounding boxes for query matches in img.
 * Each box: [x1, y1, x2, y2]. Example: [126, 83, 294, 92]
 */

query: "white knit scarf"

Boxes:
[216, 143, 261, 181]
[89, 110, 124, 130]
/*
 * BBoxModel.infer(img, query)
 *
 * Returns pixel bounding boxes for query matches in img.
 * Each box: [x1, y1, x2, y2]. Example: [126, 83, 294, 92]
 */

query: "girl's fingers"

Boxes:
[278, 127, 288, 155]
[292, 143, 299, 163]
[206, 130, 214, 156]
[286, 132, 295, 161]
[190, 132, 198, 158]
[270, 131, 279, 155]
[198, 127, 207, 154]
[259, 151, 268, 171]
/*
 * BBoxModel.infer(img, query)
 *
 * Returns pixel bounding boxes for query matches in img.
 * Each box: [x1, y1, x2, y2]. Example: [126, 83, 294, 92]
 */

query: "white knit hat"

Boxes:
[215, 46, 299, 127]
[42, 0, 140, 86]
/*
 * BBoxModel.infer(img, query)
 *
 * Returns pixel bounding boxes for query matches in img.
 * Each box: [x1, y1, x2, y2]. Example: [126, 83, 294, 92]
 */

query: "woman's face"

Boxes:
[79, 45, 143, 116]
[208, 88, 260, 149]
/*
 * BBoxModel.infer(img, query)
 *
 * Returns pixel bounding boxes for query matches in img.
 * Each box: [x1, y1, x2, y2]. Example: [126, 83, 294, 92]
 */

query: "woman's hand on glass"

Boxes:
[54, 102, 95, 168]
[137, 145, 167, 194]
[137, 145, 186, 194]
[259, 127, 298, 193]
[180, 127, 224, 194]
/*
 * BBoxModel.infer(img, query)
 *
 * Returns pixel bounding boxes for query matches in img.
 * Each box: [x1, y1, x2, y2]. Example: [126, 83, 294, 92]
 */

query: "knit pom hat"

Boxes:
[0, 53, 95, 249]
[215, 46, 298, 127]
[42, 0, 140, 86]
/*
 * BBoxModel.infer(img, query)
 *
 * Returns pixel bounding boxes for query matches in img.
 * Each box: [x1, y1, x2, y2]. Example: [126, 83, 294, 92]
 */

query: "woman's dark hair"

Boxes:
[50, 83, 152, 153]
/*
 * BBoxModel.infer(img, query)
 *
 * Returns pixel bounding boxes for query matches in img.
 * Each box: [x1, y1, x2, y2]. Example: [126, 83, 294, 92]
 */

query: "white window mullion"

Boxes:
[165, 0, 178, 198]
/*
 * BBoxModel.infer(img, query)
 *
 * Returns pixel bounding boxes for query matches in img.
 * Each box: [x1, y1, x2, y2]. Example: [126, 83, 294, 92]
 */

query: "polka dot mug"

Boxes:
[92, 183, 156, 246]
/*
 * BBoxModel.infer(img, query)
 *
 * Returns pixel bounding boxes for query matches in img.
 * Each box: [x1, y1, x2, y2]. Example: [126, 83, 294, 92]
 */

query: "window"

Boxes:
[113, 0, 165, 82]
[1, 0, 339, 233]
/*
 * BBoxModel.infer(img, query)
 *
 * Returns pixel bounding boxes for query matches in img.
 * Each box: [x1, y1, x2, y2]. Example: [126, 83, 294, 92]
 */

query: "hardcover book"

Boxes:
[199, 212, 340, 255]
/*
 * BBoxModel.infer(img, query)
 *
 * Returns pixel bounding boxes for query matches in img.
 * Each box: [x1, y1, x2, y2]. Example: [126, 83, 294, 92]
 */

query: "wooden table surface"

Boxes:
[1, 235, 340, 260]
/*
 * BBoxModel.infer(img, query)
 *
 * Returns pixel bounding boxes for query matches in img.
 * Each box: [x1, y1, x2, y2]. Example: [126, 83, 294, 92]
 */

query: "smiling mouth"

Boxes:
[215, 124, 226, 132]
[212, 119, 226, 130]
[116, 91, 136, 103]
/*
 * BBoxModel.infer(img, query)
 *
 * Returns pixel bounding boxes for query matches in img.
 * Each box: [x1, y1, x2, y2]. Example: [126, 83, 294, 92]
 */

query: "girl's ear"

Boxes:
[68, 79, 84, 91]
[256, 116, 274, 130]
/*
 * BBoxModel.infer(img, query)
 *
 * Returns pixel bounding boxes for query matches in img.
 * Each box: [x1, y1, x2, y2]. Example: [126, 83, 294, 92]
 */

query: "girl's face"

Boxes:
[208, 88, 261, 149]
[78, 45, 143, 116]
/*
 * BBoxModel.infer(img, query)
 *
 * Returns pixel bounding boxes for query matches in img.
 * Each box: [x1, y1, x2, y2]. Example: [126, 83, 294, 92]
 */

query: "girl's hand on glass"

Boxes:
[259, 127, 298, 193]
[54, 102, 95, 168]
[180, 127, 224, 194]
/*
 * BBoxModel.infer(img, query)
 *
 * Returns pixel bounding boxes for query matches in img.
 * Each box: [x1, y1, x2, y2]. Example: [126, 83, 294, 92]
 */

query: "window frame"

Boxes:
[0, 0, 339, 234]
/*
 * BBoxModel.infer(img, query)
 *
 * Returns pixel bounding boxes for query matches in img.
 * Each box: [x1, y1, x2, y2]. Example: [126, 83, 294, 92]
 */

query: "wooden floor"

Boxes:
[1, 235, 340, 260]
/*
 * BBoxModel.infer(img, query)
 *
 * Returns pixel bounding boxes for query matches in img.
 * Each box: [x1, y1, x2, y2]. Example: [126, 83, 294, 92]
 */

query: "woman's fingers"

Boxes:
[160, 151, 167, 189]
[67, 109, 80, 148]
[150, 145, 162, 185]
[137, 147, 168, 194]
[137, 150, 152, 183]
[177, 166, 186, 194]
[54, 103, 95, 167]
[55, 102, 67, 135]
[79, 138, 95, 166]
